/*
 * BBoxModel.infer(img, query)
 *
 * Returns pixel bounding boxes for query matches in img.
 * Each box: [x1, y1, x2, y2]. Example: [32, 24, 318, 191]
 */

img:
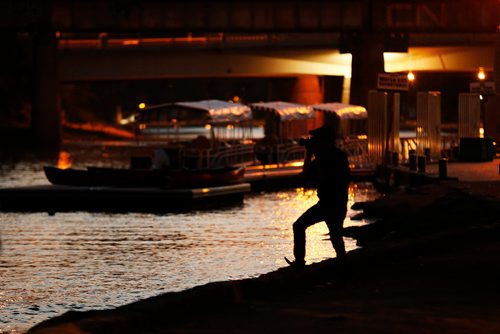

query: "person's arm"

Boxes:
[302, 149, 314, 174]
[300, 148, 317, 186]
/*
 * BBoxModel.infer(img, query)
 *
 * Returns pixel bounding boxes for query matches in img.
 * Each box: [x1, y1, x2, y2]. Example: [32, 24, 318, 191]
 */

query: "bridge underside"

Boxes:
[60, 45, 496, 82]
[1, 0, 498, 149]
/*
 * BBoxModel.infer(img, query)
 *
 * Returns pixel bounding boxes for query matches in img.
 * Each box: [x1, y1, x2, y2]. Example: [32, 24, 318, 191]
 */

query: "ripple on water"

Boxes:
[0, 160, 380, 332]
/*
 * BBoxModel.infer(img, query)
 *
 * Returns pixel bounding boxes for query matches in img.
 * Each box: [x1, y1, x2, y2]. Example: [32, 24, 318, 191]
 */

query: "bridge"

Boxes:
[1, 0, 499, 148]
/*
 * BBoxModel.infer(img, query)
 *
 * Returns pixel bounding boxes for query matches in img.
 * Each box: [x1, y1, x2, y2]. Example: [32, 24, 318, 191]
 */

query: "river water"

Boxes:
[0, 144, 380, 333]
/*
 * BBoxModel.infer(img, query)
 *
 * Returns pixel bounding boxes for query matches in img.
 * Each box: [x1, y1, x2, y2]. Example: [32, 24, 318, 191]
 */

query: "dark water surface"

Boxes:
[0, 144, 380, 333]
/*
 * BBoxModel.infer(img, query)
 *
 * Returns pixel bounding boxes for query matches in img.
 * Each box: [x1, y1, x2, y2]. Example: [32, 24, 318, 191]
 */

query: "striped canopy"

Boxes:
[175, 100, 252, 124]
[311, 103, 367, 120]
[250, 101, 314, 121]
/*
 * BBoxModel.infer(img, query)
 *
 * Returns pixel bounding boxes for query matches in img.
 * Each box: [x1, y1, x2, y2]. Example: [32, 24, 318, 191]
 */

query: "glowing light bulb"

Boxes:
[407, 71, 415, 82]
[138, 102, 146, 109]
[477, 67, 486, 81]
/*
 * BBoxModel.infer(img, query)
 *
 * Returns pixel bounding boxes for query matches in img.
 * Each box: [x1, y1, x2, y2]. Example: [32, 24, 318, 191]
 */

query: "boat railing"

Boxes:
[166, 137, 372, 171]
[183, 143, 257, 169]
[208, 143, 257, 168]
[254, 139, 369, 167]
[338, 137, 371, 168]
[254, 140, 306, 166]
[275, 143, 306, 165]
[182, 148, 212, 169]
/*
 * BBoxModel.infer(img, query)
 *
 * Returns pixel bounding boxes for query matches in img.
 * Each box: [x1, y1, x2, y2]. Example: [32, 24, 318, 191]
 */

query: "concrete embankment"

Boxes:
[29, 182, 500, 334]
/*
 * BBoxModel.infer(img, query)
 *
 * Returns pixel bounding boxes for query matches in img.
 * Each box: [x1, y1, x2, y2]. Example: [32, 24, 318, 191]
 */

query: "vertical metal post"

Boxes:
[424, 148, 431, 162]
[409, 153, 417, 171]
[458, 93, 481, 138]
[416, 92, 441, 161]
[417, 155, 426, 173]
[392, 151, 399, 166]
[439, 159, 448, 178]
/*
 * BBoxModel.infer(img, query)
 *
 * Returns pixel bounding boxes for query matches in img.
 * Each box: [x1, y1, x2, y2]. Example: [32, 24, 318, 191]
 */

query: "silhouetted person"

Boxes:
[286, 126, 350, 267]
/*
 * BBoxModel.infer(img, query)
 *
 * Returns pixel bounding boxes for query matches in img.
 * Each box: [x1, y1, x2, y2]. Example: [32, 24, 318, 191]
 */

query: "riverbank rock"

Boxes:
[346, 182, 500, 245]
[29, 183, 500, 334]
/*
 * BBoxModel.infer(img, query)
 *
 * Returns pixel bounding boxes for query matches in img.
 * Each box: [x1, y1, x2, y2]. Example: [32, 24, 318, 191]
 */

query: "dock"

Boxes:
[0, 183, 251, 214]
[244, 164, 375, 191]
[0, 162, 377, 214]
[374, 159, 500, 192]
[244, 164, 304, 190]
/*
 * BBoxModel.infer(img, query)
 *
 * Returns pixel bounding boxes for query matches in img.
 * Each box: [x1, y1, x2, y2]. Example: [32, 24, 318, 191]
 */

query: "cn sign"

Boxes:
[377, 73, 409, 92]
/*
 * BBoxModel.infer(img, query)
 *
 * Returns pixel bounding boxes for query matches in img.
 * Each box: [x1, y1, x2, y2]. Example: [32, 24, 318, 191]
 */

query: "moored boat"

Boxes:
[134, 99, 258, 169]
[249, 101, 315, 165]
[44, 100, 253, 190]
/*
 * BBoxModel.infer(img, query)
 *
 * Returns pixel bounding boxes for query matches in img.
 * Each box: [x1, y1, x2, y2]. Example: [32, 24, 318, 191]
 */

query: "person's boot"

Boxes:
[284, 257, 305, 268]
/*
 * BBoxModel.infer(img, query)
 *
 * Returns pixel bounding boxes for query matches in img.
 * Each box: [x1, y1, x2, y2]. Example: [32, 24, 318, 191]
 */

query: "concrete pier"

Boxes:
[375, 159, 500, 192]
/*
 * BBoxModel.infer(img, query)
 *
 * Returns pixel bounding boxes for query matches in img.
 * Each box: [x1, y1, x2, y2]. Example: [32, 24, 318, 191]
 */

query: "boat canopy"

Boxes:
[175, 100, 252, 124]
[311, 103, 367, 120]
[250, 101, 314, 121]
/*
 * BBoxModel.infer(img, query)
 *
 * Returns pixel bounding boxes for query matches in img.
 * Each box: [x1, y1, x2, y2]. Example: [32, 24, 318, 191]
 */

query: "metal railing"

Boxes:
[183, 143, 257, 169]
[338, 137, 371, 168]
[399, 135, 459, 163]
[276, 143, 307, 165]
[179, 137, 374, 170]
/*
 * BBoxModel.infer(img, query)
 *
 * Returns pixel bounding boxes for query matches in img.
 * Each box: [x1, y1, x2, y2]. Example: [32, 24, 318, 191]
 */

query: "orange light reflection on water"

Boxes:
[0, 175, 380, 331]
[57, 151, 72, 169]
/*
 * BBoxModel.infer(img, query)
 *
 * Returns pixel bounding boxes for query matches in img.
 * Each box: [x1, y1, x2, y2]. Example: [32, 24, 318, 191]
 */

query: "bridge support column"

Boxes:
[485, 27, 500, 143]
[292, 75, 323, 105]
[32, 31, 61, 151]
[349, 33, 385, 108]
[495, 27, 500, 94]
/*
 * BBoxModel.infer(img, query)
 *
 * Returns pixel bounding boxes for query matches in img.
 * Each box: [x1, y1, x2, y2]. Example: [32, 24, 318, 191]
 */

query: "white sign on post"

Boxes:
[470, 81, 496, 95]
[377, 73, 409, 92]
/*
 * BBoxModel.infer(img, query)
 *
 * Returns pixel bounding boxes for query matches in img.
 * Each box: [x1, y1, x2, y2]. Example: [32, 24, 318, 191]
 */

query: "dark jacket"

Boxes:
[303, 146, 350, 203]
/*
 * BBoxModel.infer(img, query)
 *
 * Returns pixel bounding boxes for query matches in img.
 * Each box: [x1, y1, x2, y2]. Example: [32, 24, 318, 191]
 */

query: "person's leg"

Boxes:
[325, 204, 348, 259]
[292, 203, 324, 264]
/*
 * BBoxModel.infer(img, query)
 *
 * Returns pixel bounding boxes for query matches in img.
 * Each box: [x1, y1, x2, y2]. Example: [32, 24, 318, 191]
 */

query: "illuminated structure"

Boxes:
[0, 1, 498, 148]
[416, 92, 441, 161]
[458, 94, 481, 138]
[367, 91, 400, 165]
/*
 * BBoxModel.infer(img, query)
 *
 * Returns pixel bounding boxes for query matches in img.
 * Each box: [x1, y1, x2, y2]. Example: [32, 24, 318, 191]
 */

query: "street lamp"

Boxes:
[407, 71, 415, 82]
[476, 67, 486, 138]
[477, 67, 486, 81]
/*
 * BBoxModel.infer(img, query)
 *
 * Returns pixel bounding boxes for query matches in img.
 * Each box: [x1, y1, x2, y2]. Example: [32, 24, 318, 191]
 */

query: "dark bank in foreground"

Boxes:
[29, 182, 500, 334]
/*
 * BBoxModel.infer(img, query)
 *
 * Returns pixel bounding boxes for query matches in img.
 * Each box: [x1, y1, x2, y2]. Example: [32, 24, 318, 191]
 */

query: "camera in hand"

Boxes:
[298, 136, 319, 148]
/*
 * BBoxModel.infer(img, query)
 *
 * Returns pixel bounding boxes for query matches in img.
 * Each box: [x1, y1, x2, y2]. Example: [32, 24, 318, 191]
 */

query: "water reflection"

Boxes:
[0, 155, 380, 332]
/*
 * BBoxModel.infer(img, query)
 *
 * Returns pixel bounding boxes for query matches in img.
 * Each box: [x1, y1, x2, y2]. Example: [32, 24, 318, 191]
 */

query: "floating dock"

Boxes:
[0, 163, 377, 214]
[244, 164, 375, 191]
[0, 183, 251, 214]
[244, 164, 304, 190]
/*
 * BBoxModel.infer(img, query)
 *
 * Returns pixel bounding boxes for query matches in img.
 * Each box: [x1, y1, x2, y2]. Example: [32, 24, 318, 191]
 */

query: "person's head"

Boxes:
[310, 125, 336, 145]
[303, 126, 335, 157]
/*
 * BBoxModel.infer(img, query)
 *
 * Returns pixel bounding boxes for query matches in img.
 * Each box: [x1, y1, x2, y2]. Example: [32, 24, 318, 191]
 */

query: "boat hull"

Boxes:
[43, 166, 245, 189]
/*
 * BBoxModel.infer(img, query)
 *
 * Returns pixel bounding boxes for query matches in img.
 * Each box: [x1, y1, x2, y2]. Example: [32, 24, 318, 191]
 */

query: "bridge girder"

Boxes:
[1, 1, 498, 34]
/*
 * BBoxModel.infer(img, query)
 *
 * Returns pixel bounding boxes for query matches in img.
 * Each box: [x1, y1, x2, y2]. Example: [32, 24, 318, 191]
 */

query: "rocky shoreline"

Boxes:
[29, 181, 500, 334]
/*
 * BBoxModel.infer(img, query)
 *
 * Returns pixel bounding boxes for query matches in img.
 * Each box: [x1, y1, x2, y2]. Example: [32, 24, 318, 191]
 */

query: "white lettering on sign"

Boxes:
[470, 81, 496, 95]
[377, 73, 409, 91]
